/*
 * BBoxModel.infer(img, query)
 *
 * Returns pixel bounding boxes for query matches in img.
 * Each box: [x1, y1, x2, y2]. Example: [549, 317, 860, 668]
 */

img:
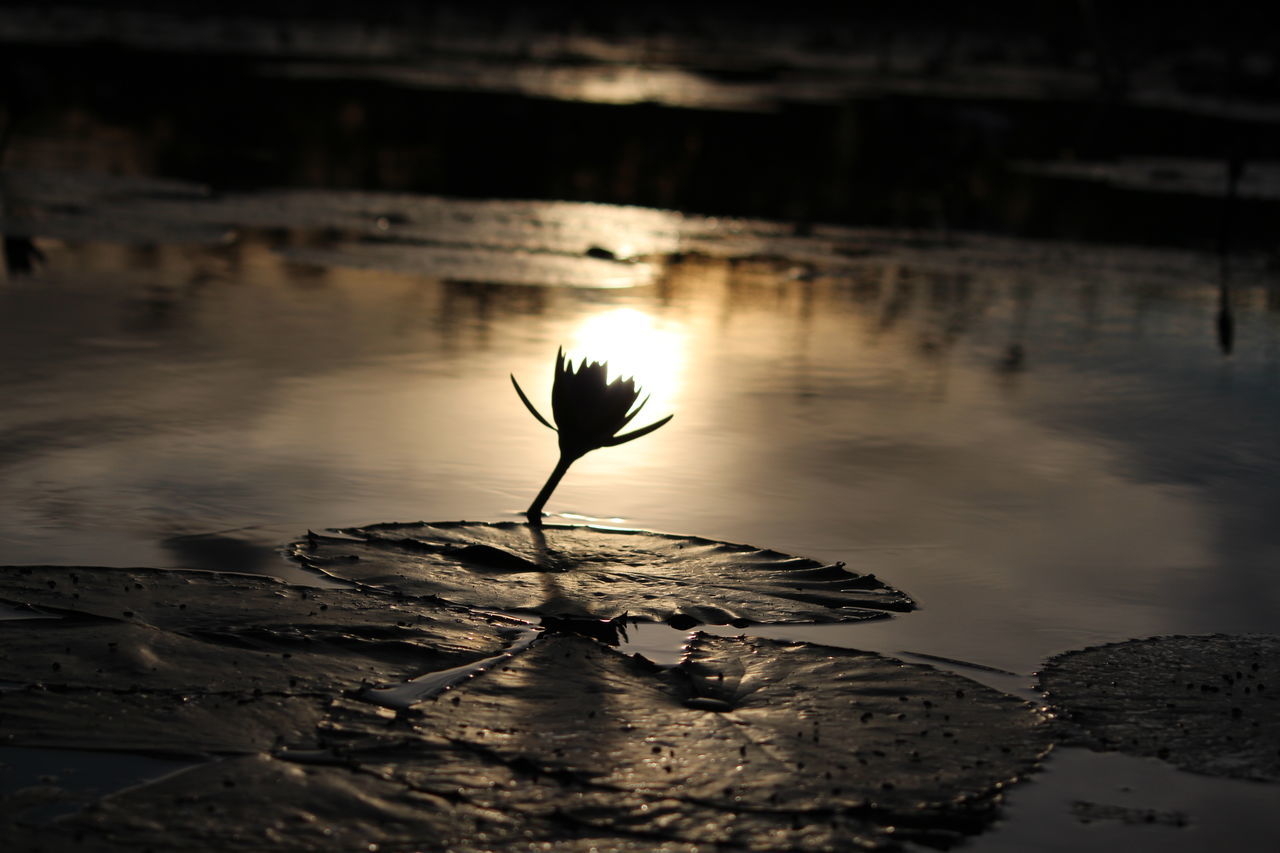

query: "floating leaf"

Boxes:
[43, 634, 1049, 851]
[0, 565, 526, 755]
[1039, 634, 1280, 782]
[293, 522, 914, 626]
[0, 556, 1039, 850]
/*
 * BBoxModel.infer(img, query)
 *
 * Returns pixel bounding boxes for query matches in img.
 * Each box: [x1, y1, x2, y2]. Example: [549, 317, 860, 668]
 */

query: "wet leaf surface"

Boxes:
[1039, 634, 1280, 782]
[0, 565, 525, 755]
[387, 633, 1051, 850]
[294, 521, 915, 626]
[0, 560, 1049, 850]
[23, 634, 1049, 851]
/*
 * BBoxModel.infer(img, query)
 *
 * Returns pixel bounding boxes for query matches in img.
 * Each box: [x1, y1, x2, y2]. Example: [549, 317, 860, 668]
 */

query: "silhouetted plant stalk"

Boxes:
[512, 348, 672, 525]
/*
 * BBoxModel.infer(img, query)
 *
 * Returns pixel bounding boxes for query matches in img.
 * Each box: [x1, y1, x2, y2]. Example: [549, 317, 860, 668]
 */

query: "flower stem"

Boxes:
[526, 453, 575, 526]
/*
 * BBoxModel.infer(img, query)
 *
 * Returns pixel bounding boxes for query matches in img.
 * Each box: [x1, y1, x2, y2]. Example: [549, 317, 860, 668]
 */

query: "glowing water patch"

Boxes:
[567, 307, 686, 408]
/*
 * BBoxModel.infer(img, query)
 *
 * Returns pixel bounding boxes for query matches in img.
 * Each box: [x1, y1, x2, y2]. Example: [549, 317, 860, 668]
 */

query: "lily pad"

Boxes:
[293, 522, 915, 626]
[0, 565, 526, 755]
[42, 633, 1049, 851]
[1039, 634, 1280, 782]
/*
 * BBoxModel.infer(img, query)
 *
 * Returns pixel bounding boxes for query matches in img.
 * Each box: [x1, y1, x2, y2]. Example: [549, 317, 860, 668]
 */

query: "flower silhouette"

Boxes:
[512, 347, 672, 524]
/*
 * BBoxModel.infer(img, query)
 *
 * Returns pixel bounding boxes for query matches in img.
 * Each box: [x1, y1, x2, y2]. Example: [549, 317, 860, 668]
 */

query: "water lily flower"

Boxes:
[512, 347, 672, 524]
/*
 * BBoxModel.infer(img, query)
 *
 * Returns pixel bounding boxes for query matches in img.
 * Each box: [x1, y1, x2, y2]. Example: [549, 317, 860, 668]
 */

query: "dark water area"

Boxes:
[4, 3, 1280, 248]
[2, 3, 1279, 850]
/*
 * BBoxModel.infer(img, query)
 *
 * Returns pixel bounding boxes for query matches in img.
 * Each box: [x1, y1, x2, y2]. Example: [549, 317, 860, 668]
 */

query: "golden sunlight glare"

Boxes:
[567, 307, 685, 407]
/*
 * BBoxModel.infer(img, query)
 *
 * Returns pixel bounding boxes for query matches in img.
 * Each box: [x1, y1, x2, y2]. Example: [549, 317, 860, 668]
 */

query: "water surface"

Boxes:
[3, 206, 1276, 679]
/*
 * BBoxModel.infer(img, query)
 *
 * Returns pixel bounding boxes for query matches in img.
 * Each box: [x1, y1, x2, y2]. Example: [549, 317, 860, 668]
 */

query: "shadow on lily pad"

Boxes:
[292, 521, 915, 627]
[1039, 634, 1280, 782]
[0, 565, 526, 755]
[0, 561, 1051, 850]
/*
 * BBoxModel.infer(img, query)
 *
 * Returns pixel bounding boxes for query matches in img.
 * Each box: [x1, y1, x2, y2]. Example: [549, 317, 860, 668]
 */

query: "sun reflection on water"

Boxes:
[567, 306, 686, 410]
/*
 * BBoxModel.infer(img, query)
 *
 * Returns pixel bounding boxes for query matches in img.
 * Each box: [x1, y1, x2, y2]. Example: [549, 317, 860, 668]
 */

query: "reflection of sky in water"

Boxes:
[1, 226, 1278, 680]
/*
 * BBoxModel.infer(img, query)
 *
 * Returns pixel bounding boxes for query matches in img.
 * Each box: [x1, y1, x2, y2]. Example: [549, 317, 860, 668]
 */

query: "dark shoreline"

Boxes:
[4, 3, 1280, 252]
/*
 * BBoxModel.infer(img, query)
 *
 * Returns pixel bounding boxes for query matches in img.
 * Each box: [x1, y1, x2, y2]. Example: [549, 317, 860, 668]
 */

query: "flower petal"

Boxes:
[614, 393, 649, 432]
[603, 413, 673, 446]
[511, 374, 557, 432]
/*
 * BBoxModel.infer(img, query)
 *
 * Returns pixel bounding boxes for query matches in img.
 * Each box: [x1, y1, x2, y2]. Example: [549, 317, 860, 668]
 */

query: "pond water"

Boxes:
[3, 209, 1277, 679]
[3, 6, 1280, 848]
